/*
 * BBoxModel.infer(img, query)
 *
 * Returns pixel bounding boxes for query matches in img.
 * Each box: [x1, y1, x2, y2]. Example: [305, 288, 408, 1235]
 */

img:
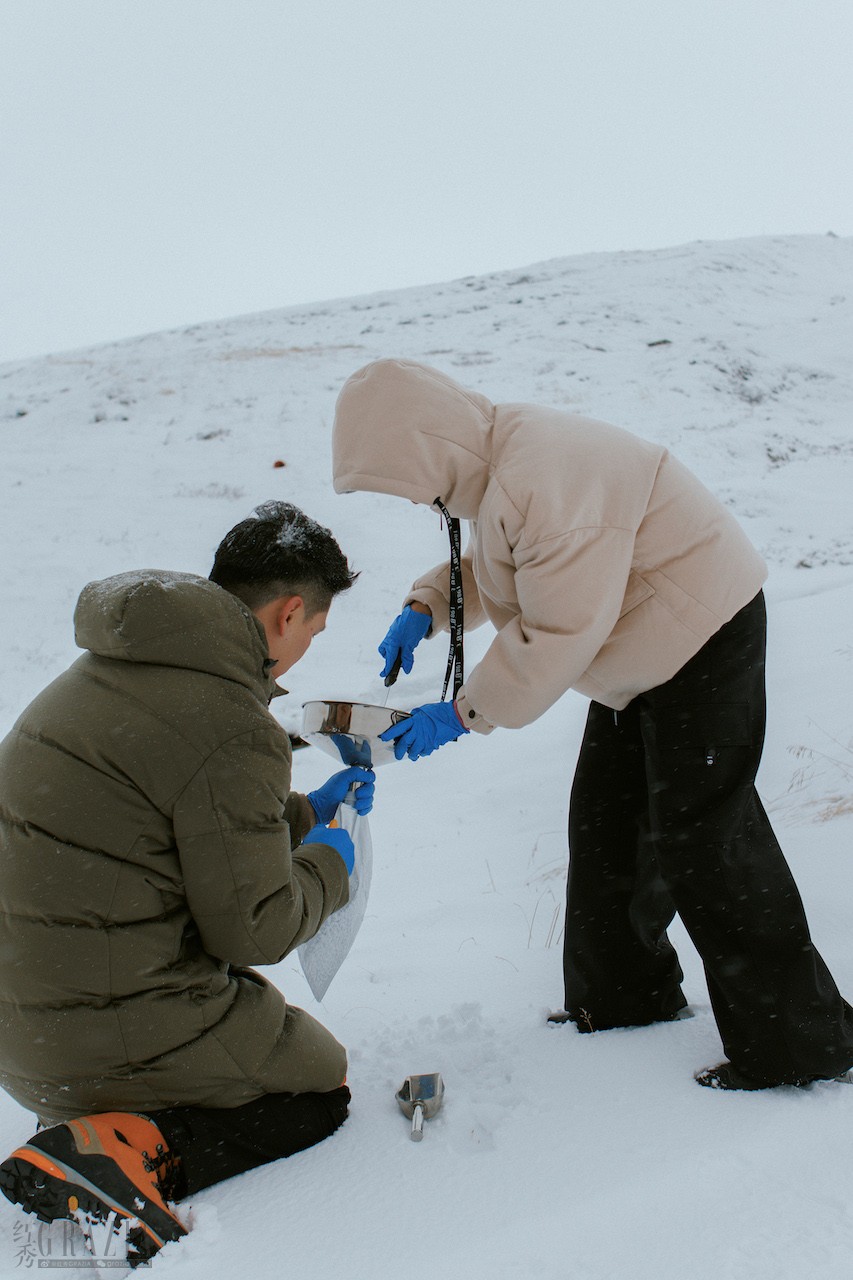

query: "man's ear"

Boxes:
[275, 595, 304, 634]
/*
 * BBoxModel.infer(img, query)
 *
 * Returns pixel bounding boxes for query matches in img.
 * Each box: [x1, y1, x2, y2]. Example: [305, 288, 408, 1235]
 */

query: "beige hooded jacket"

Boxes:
[332, 359, 768, 730]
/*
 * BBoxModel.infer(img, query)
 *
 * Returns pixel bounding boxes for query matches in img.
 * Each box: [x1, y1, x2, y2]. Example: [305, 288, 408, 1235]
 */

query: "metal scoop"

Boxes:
[396, 1073, 445, 1142]
[302, 700, 411, 769]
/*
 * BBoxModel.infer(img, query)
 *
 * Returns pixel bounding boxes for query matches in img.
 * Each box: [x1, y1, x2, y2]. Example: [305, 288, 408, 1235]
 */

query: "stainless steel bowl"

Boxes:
[301, 700, 411, 768]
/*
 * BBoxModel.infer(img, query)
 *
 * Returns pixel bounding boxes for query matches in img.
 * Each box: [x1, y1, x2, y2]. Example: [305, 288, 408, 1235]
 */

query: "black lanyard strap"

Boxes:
[434, 497, 464, 702]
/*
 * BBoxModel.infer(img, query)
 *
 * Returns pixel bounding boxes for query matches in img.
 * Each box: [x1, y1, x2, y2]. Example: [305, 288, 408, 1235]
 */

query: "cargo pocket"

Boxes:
[652, 703, 752, 762]
[645, 703, 755, 843]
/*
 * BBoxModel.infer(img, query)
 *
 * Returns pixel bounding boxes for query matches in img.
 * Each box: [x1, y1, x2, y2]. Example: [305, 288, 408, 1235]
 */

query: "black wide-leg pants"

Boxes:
[150, 1086, 351, 1199]
[563, 591, 853, 1084]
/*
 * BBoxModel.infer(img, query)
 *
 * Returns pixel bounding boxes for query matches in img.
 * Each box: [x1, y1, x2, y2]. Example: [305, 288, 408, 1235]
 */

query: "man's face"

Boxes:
[266, 599, 329, 678]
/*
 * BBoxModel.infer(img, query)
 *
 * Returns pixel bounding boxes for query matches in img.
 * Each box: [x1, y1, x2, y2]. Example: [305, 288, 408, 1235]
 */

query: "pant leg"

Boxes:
[150, 1086, 350, 1198]
[563, 699, 687, 1028]
[640, 591, 853, 1082]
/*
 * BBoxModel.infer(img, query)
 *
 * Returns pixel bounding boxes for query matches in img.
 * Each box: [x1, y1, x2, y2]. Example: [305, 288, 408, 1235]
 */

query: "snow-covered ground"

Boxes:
[1, 234, 852, 1278]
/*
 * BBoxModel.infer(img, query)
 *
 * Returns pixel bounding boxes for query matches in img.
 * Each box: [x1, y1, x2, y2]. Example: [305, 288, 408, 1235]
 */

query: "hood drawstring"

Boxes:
[434, 497, 464, 701]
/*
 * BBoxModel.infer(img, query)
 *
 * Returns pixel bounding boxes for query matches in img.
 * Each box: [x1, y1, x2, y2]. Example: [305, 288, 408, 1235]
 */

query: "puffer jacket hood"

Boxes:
[74, 570, 277, 704]
[333, 358, 495, 519]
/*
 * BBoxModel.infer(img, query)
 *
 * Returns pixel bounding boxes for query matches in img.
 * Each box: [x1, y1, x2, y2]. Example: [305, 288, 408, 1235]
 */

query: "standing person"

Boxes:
[0, 502, 374, 1266]
[331, 356, 853, 1092]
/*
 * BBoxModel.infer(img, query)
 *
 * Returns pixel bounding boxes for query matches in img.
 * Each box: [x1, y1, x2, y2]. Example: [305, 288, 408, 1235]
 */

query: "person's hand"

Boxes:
[379, 701, 469, 761]
[378, 605, 432, 682]
[303, 824, 355, 875]
[308, 767, 375, 824]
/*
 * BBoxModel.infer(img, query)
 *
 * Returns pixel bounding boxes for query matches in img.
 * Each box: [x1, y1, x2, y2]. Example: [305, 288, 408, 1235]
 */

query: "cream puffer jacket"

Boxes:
[332, 358, 767, 730]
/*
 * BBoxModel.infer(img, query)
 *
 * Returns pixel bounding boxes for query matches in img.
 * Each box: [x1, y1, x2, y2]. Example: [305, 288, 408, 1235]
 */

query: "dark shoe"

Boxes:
[548, 1005, 694, 1032]
[0, 1111, 187, 1267]
[695, 1061, 853, 1091]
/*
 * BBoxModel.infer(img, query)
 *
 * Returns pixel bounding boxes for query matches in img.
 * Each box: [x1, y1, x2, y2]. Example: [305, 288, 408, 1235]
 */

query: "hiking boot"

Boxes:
[695, 1061, 853, 1091]
[547, 1005, 694, 1032]
[0, 1111, 187, 1267]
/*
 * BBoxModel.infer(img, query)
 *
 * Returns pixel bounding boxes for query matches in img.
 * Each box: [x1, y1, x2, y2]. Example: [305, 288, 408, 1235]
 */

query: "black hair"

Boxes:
[209, 500, 358, 615]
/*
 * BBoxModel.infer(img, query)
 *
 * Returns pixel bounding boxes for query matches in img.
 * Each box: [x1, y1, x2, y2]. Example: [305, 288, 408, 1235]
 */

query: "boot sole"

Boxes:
[548, 1006, 694, 1030]
[0, 1145, 186, 1266]
[695, 1064, 853, 1091]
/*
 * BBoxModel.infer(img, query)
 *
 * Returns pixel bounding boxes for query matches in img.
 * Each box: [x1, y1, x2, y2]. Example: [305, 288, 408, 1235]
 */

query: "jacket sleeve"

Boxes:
[172, 727, 350, 965]
[405, 538, 487, 632]
[455, 526, 636, 731]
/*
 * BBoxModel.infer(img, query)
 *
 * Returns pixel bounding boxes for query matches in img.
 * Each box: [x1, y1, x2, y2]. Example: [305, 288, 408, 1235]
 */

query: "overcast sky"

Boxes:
[1, 0, 851, 363]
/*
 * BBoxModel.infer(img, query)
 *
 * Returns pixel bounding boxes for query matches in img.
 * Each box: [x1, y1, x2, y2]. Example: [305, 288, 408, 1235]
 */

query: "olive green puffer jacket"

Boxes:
[0, 571, 349, 1123]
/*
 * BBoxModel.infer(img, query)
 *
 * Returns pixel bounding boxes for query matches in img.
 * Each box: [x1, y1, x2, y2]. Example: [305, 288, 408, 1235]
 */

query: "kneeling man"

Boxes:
[0, 501, 372, 1265]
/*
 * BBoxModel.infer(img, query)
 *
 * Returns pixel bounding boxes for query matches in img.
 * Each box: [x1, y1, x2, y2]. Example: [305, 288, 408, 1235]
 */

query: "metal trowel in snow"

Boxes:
[396, 1073, 445, 1142]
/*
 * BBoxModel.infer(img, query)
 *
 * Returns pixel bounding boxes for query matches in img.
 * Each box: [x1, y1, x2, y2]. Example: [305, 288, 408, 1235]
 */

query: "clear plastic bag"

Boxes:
[298, 800, 373, 1001]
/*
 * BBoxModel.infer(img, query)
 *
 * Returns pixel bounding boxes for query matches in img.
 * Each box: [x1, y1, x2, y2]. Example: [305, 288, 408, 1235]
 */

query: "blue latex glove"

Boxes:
[303, 824, 355, 875]
[308, 767, 375, 824]
[379, 701, 469, 761]
[379, 606, 432, 680]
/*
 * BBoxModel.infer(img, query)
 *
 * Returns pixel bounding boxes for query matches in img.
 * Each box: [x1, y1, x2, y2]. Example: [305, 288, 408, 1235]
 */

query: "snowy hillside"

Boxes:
[1, 235, 852, 1279]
